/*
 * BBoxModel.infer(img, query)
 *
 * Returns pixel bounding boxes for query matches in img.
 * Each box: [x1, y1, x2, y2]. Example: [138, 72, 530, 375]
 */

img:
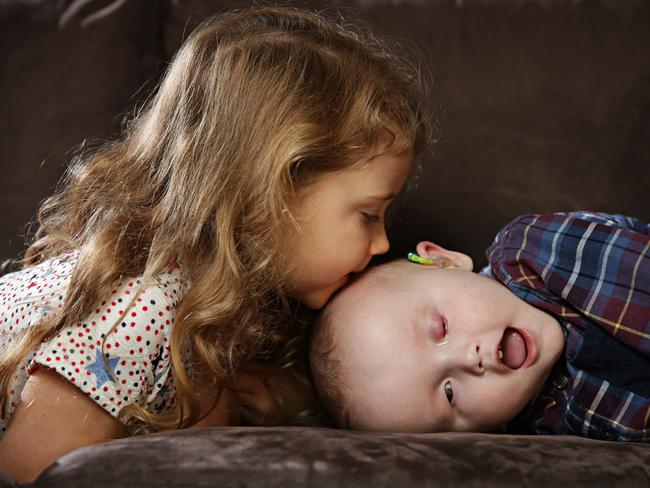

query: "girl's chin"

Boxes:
[301, 291, 334, 310]
[297, 278, 349, 310]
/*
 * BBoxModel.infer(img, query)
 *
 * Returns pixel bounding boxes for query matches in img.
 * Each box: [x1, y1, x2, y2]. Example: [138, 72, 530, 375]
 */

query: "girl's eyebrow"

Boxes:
[367, 192, 397, 201]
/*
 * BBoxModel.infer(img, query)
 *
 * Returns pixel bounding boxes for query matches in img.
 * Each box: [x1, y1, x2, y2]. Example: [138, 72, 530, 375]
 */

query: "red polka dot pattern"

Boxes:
[0, 250, 189, 436]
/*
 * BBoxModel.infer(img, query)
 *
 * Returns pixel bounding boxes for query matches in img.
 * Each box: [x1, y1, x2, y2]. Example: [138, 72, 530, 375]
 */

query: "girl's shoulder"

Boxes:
[0, 251, 189, 332]
[0, 250, 79, 287]
[26, 271, 185, 420]
[1, 251, 189, 428]
[0, 251, 80, 331]
[145, 257, 190, 307]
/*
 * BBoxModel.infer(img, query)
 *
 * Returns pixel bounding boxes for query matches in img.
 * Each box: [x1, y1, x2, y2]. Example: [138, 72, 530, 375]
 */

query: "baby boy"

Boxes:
[310, 212, 650, 441]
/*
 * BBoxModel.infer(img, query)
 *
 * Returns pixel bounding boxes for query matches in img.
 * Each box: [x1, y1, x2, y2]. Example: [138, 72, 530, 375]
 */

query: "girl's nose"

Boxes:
[369, 226, 390, 256]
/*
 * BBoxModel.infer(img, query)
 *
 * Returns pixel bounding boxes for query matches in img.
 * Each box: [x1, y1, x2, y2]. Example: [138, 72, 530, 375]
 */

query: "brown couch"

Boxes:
[1, 0, 649, 486]
[7, 428, 650, 488]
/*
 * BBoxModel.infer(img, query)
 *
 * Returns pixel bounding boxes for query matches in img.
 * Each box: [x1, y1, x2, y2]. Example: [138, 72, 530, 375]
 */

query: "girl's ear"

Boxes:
[415, 241, 474, 271]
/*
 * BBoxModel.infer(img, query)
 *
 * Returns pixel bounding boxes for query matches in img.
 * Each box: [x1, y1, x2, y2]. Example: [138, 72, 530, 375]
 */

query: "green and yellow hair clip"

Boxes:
[406, 252, 434, 265]
[407, 252, 453, 268]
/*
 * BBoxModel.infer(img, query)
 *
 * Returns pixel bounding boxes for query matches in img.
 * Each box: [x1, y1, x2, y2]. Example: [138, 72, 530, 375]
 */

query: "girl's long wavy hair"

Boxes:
[0, 6, 431, 432]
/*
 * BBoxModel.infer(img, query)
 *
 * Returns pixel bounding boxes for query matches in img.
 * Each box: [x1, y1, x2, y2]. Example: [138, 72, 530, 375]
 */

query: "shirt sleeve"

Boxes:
[487, 211, 650, 356]
[29, 277, 179, 421]
[568, 211, 650, 235]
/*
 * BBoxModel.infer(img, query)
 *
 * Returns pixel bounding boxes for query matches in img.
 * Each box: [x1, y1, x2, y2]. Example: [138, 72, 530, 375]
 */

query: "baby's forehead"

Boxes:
[345, 260, 413, 299]
[326, 271, 388, 322]
[329, 261, 416, 332]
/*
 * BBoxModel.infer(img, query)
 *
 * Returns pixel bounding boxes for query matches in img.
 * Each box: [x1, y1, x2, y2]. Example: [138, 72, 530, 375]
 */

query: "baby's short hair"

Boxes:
[310, 304, 352, 428]
[309, 261, 403, 429]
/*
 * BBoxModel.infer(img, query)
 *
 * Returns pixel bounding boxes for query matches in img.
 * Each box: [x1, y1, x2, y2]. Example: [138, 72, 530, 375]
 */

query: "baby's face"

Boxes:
[334, 263, 564, 432]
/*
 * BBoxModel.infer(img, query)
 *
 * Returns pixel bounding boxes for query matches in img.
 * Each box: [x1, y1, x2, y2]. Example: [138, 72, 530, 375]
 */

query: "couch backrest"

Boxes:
[1, 0, 648, 266]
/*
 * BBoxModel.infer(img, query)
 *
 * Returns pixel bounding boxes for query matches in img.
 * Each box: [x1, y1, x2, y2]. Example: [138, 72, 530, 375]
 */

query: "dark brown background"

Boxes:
[1, 0, 649, 268]
[1, 3, 650, 486]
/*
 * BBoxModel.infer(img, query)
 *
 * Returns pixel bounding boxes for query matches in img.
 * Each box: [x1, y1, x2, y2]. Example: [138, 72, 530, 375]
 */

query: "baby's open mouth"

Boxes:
[498, 327, 528, 369]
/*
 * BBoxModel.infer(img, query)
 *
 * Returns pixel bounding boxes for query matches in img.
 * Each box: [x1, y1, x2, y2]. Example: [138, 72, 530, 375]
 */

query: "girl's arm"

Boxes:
[193, 387, 243, 427]
[229, 362, 316, 426]
[0, 367, 123, 483]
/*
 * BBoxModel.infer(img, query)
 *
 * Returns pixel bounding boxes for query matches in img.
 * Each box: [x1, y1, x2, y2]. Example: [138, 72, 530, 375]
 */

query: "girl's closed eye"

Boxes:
[444, 380, 454, 406]
[361, 212, 383, 224]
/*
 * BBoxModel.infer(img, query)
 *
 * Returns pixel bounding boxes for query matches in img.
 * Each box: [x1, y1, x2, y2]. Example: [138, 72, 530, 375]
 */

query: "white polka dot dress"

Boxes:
[0, 250, 190, 437]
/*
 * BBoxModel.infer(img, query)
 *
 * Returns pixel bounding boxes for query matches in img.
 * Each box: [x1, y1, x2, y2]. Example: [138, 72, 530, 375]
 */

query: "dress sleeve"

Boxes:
[28, 277, 180, 421]
[487, 211, 650, 356]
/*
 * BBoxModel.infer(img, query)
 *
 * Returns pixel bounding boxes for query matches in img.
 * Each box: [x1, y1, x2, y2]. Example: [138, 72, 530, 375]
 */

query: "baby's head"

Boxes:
[310, 241, 564, 432]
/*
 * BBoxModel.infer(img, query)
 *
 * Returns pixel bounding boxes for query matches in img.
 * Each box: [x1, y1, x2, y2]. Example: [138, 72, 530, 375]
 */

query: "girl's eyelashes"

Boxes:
[444, 380, 454, 406]
[361, 212, 383, 224]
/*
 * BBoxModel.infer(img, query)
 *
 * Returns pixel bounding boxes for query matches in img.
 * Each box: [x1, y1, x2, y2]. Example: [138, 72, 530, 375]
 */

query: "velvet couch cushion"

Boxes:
[2, 427, 646, 487]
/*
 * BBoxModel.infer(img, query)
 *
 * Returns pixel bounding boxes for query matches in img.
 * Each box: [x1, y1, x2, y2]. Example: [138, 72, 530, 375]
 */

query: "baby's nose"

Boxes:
[462, 344, 485, 375]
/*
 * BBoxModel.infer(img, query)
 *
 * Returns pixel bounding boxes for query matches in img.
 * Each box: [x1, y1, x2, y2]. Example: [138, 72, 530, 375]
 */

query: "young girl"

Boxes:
[0, 6, 429, 482]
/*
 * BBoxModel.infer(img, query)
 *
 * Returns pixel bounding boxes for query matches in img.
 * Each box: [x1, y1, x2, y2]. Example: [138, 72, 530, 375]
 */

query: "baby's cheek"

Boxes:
[468, 380, 521, 428]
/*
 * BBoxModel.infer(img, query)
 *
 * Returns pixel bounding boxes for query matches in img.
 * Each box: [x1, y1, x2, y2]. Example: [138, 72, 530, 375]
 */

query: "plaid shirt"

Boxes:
[485, 211, 650, 441]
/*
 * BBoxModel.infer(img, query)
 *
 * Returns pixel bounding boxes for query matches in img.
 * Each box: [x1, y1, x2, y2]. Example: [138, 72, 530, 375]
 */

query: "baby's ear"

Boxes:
[415, 241, 474, 271]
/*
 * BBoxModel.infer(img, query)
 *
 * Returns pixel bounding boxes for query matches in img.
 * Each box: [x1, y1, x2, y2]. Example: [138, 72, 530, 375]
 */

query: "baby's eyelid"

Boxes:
[443, 380, 454, 406]
[435, 315, 449, 345]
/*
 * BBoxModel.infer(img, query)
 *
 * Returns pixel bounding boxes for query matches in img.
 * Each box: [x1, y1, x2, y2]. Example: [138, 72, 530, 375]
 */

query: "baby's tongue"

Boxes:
[501, 328, 527, 369]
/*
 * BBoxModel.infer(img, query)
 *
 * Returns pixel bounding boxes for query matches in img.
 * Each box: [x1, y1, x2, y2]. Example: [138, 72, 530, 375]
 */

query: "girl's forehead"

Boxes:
[361, 139, 414, 165]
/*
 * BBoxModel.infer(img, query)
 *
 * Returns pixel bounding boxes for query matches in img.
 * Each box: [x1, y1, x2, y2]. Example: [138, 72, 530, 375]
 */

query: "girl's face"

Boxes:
[287, 147, 413, 309]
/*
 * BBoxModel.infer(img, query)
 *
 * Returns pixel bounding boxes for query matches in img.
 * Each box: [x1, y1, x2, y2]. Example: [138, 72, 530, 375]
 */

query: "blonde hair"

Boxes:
[0, 6, 430, 432]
